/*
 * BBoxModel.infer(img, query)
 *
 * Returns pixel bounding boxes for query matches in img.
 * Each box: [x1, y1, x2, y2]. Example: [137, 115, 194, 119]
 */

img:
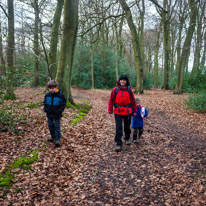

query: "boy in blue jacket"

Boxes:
[44, 80, 66, 146]
[132, 98, 148, 143]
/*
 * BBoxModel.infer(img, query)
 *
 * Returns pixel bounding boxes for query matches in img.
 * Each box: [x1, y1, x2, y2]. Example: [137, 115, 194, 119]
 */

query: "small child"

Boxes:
[44, 80, 66, 146]
[132, 98, 148, 143]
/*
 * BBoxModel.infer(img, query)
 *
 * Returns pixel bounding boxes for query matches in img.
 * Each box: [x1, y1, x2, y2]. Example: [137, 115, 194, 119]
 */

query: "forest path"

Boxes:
[0, 88, 205, 205]
[66, 89, 206, 206]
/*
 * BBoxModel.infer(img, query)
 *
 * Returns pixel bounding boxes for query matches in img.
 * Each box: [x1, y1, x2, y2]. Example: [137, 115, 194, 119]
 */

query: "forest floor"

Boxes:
[0, 87, 206, 206]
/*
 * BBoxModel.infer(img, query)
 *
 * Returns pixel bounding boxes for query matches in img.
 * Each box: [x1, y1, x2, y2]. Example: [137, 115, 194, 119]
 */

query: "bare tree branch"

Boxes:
[148, 0, 168, 13]
[80, 13, 125, 37]
[0, 4, 9, 19]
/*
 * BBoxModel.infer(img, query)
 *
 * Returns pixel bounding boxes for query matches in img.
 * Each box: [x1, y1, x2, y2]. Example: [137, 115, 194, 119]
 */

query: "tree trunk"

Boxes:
[174, 0, 197, 94]
[0, 20, 6, 77]
[154, 28, 160, 88]
[89, 16, 94, 89]
[33, 0, 39, 87]
[176, 2, 188, 73]
[118, 16, 124, 57]
[200, 29, 206, 67]
[162, 0, 170, 90]
[49, 0, 64, 80]
[192, 3, 205, 75]
[114, 23, 119, 81]
[56, 0, 79, 103]
[139, 0, 145, 75]
[90, 45, 94, 89]
[176, 19, 184, 73]
[170, 27, 176, 74]
[6, 0, 15, 98]
[118, 0, 144, 94]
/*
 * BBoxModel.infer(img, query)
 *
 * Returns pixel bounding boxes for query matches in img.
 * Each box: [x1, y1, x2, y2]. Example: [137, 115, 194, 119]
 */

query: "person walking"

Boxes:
[44, 80, 66, 147]
[108, 75, 137, 152]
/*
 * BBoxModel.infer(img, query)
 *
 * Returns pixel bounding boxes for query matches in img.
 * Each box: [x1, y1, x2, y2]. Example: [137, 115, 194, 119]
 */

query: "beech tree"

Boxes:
[6, 0, 15, 98]
[0, 20, 6, 77]
[118, 0, 144, 94]
[174, 0, 198, 94]
[56, 0, 79, 103]
[191, 1, 206, 76]
[49, 0, 64, 80]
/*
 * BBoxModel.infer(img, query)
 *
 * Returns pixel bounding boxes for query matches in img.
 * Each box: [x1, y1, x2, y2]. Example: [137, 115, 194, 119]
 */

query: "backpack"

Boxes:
[114, 86, 132, 114]
[115, 86, 131, 97]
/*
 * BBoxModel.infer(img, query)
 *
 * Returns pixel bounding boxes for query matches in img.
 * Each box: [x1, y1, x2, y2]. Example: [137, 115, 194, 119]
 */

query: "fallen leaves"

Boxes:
[0, 87, 205, 205]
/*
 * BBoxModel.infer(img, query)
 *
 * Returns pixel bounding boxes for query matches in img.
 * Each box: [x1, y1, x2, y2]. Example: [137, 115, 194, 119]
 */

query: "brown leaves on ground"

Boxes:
[0, 87, 205, 206]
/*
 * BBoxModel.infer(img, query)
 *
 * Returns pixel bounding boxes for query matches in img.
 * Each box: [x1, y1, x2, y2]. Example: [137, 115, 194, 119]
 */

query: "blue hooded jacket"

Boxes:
[132, 105, 148, 128]
[43, 88, 66, 119]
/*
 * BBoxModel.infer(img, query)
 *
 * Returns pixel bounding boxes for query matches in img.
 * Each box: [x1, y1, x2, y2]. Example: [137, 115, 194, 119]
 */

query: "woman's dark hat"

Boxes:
[118, 74, 128, 81]
[118, 74, 130, 86]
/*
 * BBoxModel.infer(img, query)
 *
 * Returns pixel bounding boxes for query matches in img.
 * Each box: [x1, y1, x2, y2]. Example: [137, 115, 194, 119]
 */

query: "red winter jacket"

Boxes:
[108, 85, 137, 116]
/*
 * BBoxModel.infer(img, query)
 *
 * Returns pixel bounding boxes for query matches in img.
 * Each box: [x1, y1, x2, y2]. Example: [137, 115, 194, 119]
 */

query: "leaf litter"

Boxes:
[0, 87, 205, 205]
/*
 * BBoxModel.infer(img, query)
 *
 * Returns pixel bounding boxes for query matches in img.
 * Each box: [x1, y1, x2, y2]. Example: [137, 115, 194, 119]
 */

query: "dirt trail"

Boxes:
[0, 88, 205, 206]
[66, 89, 206, 206]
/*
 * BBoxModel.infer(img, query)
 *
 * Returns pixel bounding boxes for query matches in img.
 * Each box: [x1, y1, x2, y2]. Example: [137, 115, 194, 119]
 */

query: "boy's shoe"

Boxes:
[47, 137, 55, 142]
[55, 140, 60, 147]
[133, 139, 138, 144]
[125, 140, 131, 145]
[115, 145, 122, 152]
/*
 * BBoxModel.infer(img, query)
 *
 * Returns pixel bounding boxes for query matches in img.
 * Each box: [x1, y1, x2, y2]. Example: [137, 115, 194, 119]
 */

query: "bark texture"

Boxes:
[119, 0, 144, 94]
[49, 0, 64, 80]
[174, 0, 197, 94]
[56, 0, 79, 103]
[6, 0, 15, 98]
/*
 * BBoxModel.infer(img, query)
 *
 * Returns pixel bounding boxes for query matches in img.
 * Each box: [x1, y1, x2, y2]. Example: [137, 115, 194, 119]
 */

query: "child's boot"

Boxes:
[55, 137, 60, 147]
[133, 135, 138, 144]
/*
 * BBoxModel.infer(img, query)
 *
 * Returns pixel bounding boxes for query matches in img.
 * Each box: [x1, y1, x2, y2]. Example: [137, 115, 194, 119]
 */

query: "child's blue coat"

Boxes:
[132, 106, 148, 128]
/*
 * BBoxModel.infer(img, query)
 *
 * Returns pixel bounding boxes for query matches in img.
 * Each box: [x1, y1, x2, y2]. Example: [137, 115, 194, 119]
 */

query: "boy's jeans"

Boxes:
[133, 127, 143, 140]
[48, 118, 61, 140]
[114, 114, 132, 146]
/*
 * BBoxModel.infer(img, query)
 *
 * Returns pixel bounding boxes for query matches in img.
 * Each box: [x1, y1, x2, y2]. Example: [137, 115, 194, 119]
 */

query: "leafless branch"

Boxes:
[0, 4, 9, 19]
[80, 13, 125, 37]
[148, 0, 168, 13]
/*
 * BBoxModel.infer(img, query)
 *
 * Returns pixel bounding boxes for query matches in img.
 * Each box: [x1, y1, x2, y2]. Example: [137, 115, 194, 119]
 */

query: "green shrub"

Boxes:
[185, 92, 206, 112]
[69, 100, 92, 126]
[72, 43, 134, 89]
[0, 110, 18, 132]
[143, 74, 154, 89]
[27, 100, 43, 109]
[0, 104, 26, 133]
[15, 55, 48, 87]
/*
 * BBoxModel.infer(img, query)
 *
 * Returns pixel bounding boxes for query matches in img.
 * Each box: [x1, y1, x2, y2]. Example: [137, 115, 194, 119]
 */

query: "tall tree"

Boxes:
[0, 20, 6, 77]
[162, 0, 170, 90]
[33, 0, 40, 86]
[192, 1, 205, 75]
[49, 0, 64, 80]
[200, 29, 206, 67]
[56, 0, 79, 103]
[176, 1, 188, 75]
[154, 26, 161, 88]
[174, 0, 198, 94]
[118, 0, 144, 94]
[137, 0, 145, 75]
[155, 0, 177, 89]
[6, 0, 15, 98]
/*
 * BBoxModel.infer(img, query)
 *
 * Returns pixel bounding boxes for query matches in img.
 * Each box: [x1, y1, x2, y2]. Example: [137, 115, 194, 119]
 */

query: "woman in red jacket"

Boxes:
[108, 75, 137, 152]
